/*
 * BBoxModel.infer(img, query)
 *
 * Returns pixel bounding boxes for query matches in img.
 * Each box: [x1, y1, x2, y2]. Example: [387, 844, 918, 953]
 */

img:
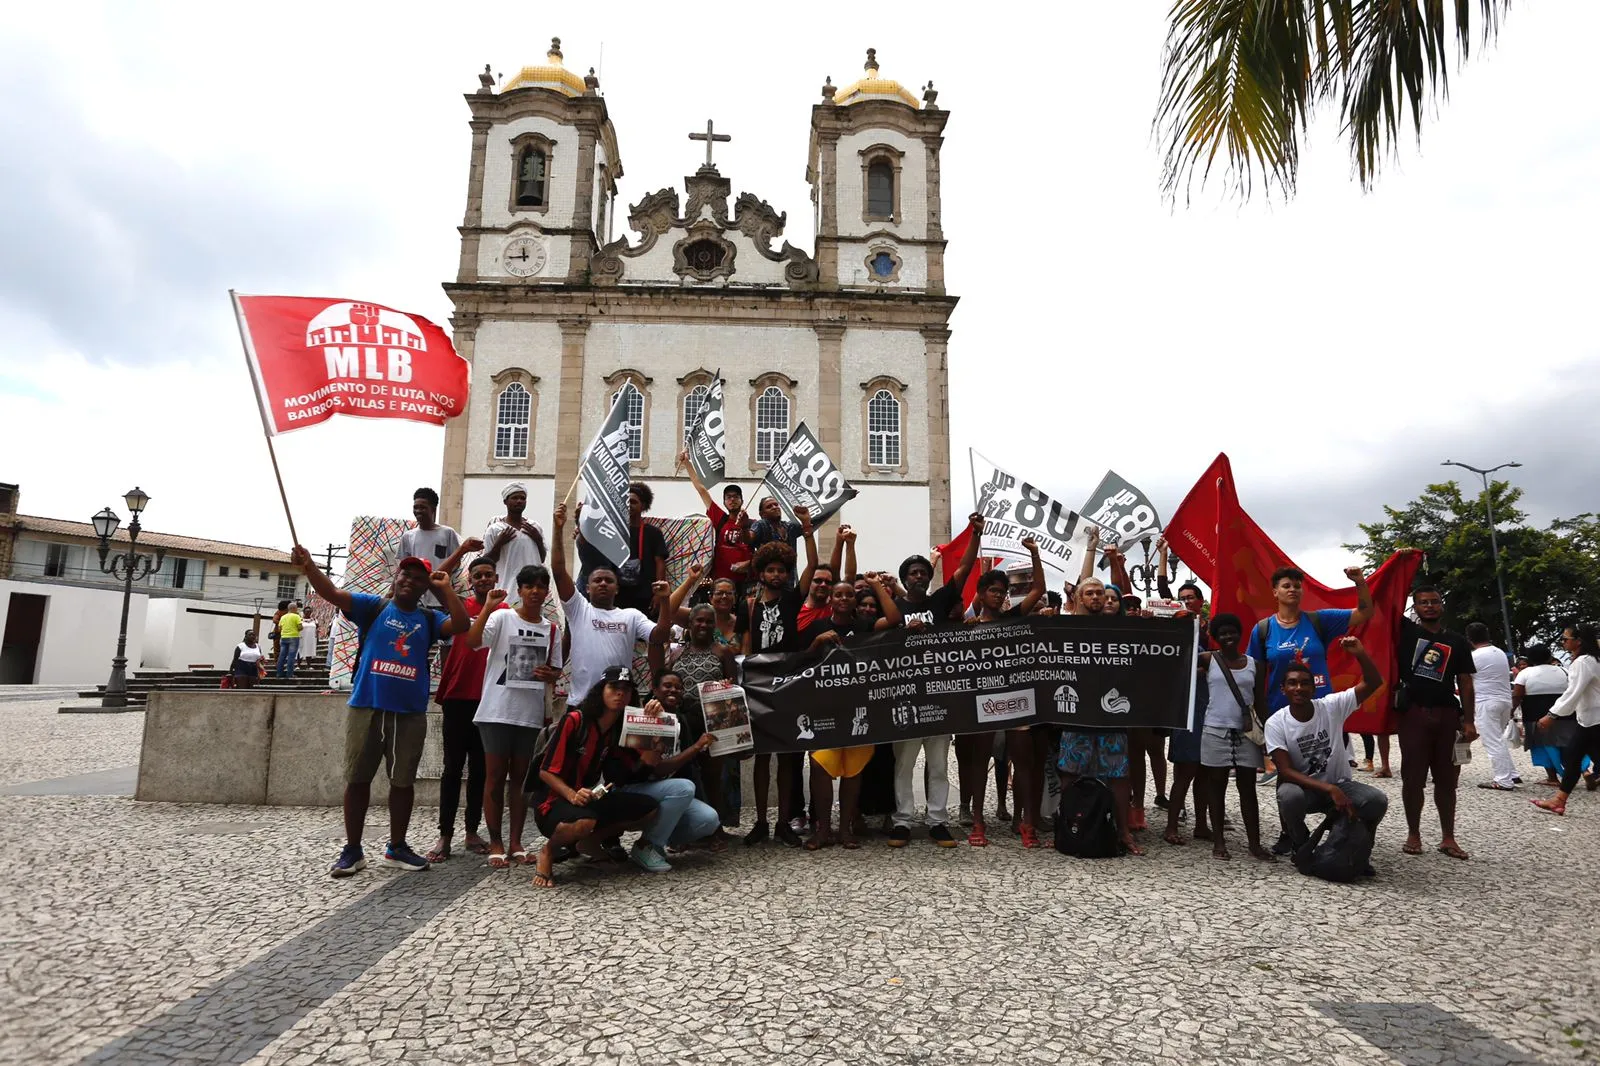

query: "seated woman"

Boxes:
[529, 665, 659, 888]
[648, 579, 737, 831]
[604, 668, 722, 871]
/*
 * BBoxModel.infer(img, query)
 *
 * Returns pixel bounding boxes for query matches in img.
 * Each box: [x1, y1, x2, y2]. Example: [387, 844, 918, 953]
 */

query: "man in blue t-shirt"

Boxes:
[294, 546, 470, 878]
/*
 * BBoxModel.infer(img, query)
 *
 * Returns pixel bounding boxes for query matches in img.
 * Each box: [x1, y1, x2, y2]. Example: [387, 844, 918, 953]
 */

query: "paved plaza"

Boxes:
[0, 696, 1595, 1066]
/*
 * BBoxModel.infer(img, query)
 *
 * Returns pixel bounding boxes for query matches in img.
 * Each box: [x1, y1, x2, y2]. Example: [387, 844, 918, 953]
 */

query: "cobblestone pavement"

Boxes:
[1, 697, 1595, 1066]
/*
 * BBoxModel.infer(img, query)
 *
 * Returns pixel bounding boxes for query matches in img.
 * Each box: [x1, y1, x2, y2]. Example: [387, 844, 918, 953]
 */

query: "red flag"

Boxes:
[935, 526, 1004, 611]
[1166, 453, 1422, 732]
[233, 293, 469, 435]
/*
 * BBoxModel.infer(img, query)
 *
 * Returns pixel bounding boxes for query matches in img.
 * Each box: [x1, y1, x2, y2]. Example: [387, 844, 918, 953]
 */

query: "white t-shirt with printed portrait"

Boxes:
[474, 610, 564, 730]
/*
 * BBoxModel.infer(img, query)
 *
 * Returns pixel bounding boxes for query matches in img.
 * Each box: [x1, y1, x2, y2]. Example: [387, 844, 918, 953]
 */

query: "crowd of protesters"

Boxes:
[286, 474, 1600, 885]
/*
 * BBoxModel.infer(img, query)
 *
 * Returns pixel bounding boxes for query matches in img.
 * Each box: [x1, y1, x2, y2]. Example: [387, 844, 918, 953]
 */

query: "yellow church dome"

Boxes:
[832, 48, 920, 108]
[501, 37, 587, 96]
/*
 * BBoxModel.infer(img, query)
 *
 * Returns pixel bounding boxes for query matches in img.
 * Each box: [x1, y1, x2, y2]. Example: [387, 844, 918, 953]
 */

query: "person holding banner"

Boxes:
[293, 547, 472, 878]
[888, 514, 986, 848]
[742, 510, 820, 848]
[1057, 577, 1142, 856]
[679, 450, 752, 587]
[800, 574, 902, 849]
[549, 504, 657, 709]
[957, 538, 1045, 848]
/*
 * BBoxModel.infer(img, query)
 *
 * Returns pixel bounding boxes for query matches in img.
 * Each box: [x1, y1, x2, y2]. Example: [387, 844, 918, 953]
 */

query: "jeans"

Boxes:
[1474, 698, 1517, 787]
[1276, 778, 1389, 847]
[275, 638, 301, 677]
[892, 735, 951, 827]
[623, 778, 720, 848]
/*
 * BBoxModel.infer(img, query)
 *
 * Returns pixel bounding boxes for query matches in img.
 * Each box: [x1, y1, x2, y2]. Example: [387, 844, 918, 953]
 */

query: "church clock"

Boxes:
[502, 236, 547, 277]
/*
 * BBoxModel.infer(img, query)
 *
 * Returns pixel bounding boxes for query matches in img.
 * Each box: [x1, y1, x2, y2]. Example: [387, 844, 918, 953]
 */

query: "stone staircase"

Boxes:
[76, 657, 333, 707]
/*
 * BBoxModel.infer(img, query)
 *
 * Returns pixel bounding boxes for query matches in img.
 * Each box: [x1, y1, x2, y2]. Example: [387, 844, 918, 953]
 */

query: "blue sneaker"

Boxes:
[382, 841, 430, 872]
[330, 844, 366, 878]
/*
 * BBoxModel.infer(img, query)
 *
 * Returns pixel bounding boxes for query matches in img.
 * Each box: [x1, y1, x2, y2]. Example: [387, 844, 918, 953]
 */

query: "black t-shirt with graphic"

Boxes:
[1397, 618, 1476, 711]
[799, 614, 874, 649]
[749, 587, 805, 654]
[895, 583, 965, 629]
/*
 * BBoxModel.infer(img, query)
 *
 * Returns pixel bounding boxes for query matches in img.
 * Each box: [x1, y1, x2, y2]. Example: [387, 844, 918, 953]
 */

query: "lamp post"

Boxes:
[92, 488, 165, 708]
[1127, 538, 1179, 598]
[1441, 460, 1521, 654]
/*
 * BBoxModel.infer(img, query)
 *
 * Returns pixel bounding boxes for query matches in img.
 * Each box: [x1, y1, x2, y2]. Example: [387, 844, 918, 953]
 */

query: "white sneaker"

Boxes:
[629, 842, 672, 873]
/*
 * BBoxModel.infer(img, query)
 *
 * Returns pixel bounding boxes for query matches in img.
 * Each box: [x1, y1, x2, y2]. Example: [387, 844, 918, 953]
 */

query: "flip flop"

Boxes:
[1401, 841, 1424, 855]
[1373, 770, 1393, 779]
[1437, 843, 1470, 860]
[487, 850, 511, 870]
[424, 843, 451, 864]
[1477, 783, 1516, 791]
[1532, 799, 1566, 816]
[510, 850, 531, 865]
[531, 871, 558, 888]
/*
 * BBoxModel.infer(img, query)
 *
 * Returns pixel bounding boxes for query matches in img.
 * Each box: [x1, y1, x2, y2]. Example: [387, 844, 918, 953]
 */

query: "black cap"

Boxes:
[601, 665, 634, 686]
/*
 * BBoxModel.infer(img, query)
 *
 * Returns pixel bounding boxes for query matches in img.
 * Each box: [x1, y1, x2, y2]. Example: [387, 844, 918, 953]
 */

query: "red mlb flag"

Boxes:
[232, 293, 470, 435]
[1165, 453, 1422, 732]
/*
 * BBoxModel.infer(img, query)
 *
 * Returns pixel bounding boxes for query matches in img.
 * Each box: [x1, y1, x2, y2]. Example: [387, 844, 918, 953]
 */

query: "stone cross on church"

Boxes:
[688, 120, 730, 170]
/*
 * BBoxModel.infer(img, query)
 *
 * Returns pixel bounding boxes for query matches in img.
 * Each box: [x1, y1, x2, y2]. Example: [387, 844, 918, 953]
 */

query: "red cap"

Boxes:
[397, 556, 433, 573]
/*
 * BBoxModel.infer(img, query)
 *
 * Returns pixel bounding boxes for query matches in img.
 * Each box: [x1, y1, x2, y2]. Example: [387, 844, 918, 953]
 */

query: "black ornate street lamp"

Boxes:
[1127, 538, 1179, 598]
[1441, 459, 1521, 654]
[92, 487, 164, 708]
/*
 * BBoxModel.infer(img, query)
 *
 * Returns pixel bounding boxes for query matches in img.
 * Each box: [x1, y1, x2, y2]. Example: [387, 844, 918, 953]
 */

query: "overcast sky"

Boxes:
[1, 2, 1595, 585]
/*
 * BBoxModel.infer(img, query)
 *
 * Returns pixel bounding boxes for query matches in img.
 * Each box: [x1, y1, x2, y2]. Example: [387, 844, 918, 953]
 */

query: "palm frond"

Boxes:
[1156, 0, 1511, 200]
[1340, 0, 1510, 188]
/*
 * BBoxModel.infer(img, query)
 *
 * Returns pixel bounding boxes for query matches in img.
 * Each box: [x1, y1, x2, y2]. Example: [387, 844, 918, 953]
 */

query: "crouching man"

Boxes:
[1264, 636, 1389, 863]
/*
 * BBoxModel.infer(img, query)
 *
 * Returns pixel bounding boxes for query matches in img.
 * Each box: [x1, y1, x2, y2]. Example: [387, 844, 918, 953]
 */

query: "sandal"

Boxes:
[509, 850, 531, 865]
[531, 871, 558, 888]
[1532, 798, 1567, 816]
[1401, 840, 1424, 855]
[1020, 825, 1041, 849]
[1477, 782, 1516, 791]
[1128, 808, 1148, 832]
[487, 848, 510, 870]
[1437, 842, 1470, 860]
[464, 834, 491, 855]
[967, 822, 989, 848]
[840, 836, 861, 850]
[424, 840, 451, 864]
[1373, 769, 1393, 779]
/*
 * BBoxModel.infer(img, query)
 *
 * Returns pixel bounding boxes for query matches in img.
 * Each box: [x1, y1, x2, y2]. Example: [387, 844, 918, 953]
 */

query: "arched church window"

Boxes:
[610, 385, 646, 462]
[866, 161, 895, 218]
[515, 147, 547, 207]
[494, 382, 531, 459]
[867, 389, 901, 467]
[755, 386, 790, 465]
[682, 385, 710, 444]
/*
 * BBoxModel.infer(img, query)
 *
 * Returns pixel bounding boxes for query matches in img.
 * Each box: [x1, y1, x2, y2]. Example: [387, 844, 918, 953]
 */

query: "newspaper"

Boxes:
[1145, 598, 1187, 619]
[699, 680, 754, 755]
[619, 707, 680, 755]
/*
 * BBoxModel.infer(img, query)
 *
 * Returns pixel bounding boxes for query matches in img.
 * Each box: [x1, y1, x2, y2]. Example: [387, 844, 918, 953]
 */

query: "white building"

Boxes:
[436, 43, 957, 568]
[0, 483, 310, 684]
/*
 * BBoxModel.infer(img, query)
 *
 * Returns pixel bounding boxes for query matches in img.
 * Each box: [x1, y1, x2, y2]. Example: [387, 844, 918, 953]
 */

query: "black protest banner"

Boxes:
[759, 421, 858, 528]
[685, 373, 726, 485]
[1081, 470, 1162, 548]
[576, 383, 637, 568]
[740, 615, 1198, 753]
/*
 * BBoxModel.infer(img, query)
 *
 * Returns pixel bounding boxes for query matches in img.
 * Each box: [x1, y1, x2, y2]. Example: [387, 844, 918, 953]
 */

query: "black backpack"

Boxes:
[1292, 812, 1373, 883]
[1054, 777, 1121, 858]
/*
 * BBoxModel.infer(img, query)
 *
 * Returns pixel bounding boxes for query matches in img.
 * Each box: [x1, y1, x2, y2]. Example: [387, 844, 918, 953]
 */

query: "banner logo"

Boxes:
[977, 688, 1035, 723]
[1053, 685, 1079, 715]
[1100, 689, 1132, 715]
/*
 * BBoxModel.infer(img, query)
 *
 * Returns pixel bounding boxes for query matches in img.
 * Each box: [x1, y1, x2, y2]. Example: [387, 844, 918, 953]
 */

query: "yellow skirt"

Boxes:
[810, 745, 874, 779]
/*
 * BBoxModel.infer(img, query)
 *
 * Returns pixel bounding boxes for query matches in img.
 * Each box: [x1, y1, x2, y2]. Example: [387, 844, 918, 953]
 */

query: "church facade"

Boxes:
[437, 41, 957, 567]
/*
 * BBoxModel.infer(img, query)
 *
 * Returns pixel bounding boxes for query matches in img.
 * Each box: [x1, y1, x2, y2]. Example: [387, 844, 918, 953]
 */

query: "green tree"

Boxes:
[1155, 1, 1511, 200]
[1347, 482, 1600, 649]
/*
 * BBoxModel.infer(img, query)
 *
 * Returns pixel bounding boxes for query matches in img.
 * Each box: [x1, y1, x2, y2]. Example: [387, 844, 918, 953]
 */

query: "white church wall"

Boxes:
[841, 327, 929, 481]
[582, 322, 819, 479]
[467, 320, 565, 476]
[835, 128, 928, 239]
[480, 116, 580, 231]
[611, 230, 793, 288]
[141, 597, 262, 671]
[838, 485, 932, 570]
[836, 243, 929, 291]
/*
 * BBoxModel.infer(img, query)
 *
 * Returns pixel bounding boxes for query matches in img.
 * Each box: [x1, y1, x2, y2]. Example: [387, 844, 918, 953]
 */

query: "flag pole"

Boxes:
[560, 471, 583, 507]
[229, 290, 301, 548]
